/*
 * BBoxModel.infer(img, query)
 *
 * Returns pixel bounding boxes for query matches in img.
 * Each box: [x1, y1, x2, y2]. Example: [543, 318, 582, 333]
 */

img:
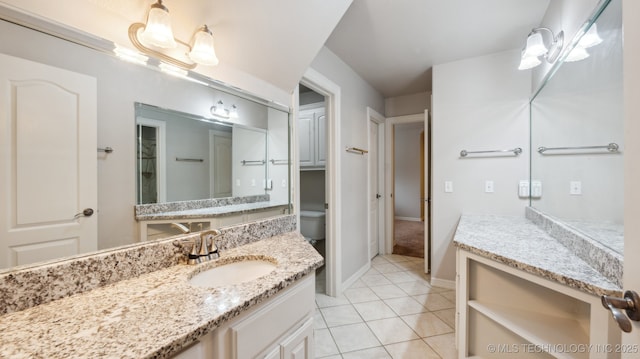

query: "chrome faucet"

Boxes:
[187, 229, 221, 265]
[171, 222, 190, 234]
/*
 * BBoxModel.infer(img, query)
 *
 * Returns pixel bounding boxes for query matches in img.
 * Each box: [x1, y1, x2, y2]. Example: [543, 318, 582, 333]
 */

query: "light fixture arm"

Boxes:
[128, 22, 197, 69]
[530, 27, 564, 63]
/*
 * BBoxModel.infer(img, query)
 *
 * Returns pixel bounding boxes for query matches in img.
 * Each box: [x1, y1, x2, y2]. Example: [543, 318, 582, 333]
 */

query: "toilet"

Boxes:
[300, 210, 326, 245]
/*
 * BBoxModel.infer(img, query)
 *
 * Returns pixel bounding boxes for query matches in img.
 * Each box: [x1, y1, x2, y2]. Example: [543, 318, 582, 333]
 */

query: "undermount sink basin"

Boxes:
[189, 260, 277, 288]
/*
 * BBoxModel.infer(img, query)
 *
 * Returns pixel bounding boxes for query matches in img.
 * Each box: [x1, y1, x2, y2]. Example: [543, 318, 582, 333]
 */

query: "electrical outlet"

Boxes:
[518, 180, 529, 197]
[485, 180, 494, 193]
[281, 179, 287, 188]
[531, 180, 542, 198]
[570, 181, 582, 195]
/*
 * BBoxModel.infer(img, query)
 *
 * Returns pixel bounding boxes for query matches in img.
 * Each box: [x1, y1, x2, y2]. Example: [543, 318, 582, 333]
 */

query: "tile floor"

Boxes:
[314, 254, 457, 358]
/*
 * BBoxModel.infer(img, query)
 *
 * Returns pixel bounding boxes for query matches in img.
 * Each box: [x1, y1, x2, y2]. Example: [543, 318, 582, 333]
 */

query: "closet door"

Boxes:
[0, 54, 97, 268]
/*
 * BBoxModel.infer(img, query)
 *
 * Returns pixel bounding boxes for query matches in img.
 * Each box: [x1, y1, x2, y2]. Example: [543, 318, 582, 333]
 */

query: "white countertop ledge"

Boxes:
[0, 232, 323, 359]
[453, 214, 621, 297]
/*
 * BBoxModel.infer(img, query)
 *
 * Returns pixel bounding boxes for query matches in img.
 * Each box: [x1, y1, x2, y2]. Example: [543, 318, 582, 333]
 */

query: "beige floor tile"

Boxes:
[366, 317, 420, 345]
[320, 304, 363, 327]
[385, 339, 441, 359]
[372, 263, 403, 274]
[381, 254, 411, 263]
[413, 293, 455, 311]
[401, 312, 453, 337]
[424, 333, 458, 359]
[440, 290, 456, 303]
[314, 309, 328, 329]
[382, 271, 416, 284]
[314, 328, 340, 357]
[369, 284, 408, 300]
[372, 256, 391, 265]
[383, 296, 428, 316]
[330, 323, 381, 353]
[360, 274, 392, 287]
[344, 287, 380, 303]
[348, 279, 367, 289]
[364, 267, 381, 276]
[341, 346, 391, 359]
[433, 308, 456, 329]
[353, 300, 398, 321]
[396, 280, 435, 296]
[316, 293, 351, 308]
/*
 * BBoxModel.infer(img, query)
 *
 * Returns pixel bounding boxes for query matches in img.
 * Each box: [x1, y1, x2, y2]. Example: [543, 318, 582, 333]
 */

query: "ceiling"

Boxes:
[324, 0, 550, 98]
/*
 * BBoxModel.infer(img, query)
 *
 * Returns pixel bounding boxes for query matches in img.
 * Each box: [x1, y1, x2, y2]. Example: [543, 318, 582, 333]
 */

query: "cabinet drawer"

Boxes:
[231, 275, 314, 359]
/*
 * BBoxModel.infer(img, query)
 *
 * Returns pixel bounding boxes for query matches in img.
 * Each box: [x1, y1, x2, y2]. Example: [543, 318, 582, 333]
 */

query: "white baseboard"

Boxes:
[341, 262, 371, 292]
[431, 277, 456, 290]
[394, 216, 421, 222]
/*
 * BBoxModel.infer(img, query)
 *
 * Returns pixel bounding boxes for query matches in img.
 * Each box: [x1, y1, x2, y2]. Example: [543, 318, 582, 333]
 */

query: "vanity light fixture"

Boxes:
[565, 24, 603, 63]
[518, 27, 564, 70]
[210, 101, 239, 119]
[129, 0, 219, 69]
[114, 45, 149, 65]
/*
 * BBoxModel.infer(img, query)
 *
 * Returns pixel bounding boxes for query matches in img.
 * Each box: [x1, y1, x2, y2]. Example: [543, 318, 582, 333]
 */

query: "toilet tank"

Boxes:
[300, 210, 326, 240]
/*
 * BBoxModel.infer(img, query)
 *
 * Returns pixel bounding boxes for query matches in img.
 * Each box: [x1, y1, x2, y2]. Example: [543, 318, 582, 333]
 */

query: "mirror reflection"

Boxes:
[530, 0, 623, 254]
[0, 14, 290, 272]
[135, 103, 278, 204]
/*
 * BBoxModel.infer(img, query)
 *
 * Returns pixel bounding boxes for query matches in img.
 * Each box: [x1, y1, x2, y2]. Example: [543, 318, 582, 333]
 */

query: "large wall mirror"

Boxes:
[530, 0, 622, 254]
[0, 9, 291, 272]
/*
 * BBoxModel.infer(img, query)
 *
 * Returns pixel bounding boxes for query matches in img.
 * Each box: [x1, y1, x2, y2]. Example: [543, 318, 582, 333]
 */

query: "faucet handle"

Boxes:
[187, 239, 200, 265]
[200, 229, 221, 260]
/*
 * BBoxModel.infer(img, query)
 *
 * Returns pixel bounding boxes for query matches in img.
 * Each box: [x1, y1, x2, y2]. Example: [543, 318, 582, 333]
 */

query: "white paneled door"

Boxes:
[0, 54, 97, 269]
[368, 120, 380, 259]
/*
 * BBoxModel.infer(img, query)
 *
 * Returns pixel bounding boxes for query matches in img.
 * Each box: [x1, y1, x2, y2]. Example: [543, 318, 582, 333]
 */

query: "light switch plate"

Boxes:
[444, 181, 453, 193]
[531, 180, 542, 198]
[485, 180, 494, 193]
[518, 180, 529, 198]
[570, 181, 582, 195]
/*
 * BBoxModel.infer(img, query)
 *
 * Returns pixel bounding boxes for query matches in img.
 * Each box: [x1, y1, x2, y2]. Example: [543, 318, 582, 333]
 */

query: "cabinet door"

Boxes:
[298, 111, 315, 167]
[315, 111, 326, 166]
[281, 318, 314, 359]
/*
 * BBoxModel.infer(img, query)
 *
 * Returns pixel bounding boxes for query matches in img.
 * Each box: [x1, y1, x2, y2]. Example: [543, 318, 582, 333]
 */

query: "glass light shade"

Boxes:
[578, 24, 603, 49]
[565, 47, 590, 62]
[189, 26, 219, 66]
[140, 1, 177, 49]
[524, 32, 548, 57]
[518, 50, 541, 70]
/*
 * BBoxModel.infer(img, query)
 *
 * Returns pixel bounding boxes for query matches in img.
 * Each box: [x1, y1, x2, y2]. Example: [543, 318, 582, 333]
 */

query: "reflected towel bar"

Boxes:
[97, 147, 114, 153]
[241, 160, 266, 165]
[537, 143, 619, 154]
[346, 147, 368, 155]
[460, 147, 522, 157]
[176, 157, 204, 162]
[270, 159, 289, 165]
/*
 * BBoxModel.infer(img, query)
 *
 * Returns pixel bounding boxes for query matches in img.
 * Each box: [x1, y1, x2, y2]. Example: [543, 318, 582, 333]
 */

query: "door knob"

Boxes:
[376, 194, 382, 199]
[601, 290, 640, 333]
[74, 208, 94, 219]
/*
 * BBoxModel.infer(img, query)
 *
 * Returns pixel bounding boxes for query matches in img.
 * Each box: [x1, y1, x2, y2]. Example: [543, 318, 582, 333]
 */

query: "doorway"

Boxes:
[385, 112, 430, 273]
[298, 68, 342, 296]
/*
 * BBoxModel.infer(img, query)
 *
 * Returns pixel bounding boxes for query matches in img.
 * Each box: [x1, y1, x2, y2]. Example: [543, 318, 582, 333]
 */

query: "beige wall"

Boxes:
[385, 92, 431, 118]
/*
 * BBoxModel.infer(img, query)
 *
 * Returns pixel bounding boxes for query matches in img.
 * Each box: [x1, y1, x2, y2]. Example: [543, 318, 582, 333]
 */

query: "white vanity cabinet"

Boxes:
[171, 274, 315, 359]
[298, 106, 326, 169]
[457, 249, 620, 359]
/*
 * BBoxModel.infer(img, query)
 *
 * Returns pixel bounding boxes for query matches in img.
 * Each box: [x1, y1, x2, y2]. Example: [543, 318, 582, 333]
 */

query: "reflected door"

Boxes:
[0, 54, 97, 269]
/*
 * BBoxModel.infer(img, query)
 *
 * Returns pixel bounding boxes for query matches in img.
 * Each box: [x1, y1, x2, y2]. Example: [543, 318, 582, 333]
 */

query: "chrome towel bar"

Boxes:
[176, 157, 203, 162]
[460, 147, 522, 157]
[241, 160, 266, 165]
[538, 142, 619, 154]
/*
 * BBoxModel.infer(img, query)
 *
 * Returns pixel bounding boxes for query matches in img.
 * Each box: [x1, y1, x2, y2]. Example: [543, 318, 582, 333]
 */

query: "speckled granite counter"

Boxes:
[453, 214, 621, 297]
[136, 201, 288, 221]
[0, 232, 323, 359]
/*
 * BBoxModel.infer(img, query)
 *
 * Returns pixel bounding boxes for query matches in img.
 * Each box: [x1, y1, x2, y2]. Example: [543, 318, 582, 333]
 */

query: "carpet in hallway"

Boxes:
[392, 219, 424, 258]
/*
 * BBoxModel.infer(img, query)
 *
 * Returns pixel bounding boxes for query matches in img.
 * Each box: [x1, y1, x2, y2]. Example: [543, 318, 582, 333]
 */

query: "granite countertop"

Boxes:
[136, 201, 288, 221]
[453, 214, 621, 297]
[0, 232, 323, 359]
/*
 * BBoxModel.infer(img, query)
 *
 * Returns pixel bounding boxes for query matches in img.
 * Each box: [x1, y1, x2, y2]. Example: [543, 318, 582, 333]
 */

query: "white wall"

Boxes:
[431, 49, 531, 284]
[309, 47, 385, 283]
[394, 123, 424, 220]
[385, 92, 431, 117]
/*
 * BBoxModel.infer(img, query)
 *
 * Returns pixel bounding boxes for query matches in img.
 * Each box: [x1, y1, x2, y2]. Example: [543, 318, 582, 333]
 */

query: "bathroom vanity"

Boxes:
[0, 216, 323, 358]
[454, 213, 622, 359]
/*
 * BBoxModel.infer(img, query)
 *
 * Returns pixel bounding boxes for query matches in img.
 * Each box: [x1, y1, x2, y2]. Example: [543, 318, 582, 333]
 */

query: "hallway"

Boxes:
[314, 254, 455, 358]
[393, 220, 424, 258]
